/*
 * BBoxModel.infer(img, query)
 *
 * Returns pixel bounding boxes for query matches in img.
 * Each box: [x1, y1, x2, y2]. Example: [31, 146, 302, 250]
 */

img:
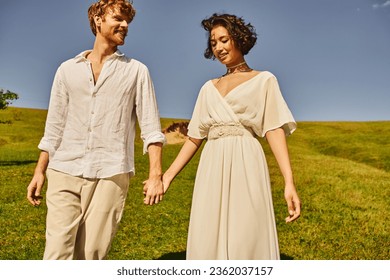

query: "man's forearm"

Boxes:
[35, 151, 49, 175]
[147, 142, 163, 179]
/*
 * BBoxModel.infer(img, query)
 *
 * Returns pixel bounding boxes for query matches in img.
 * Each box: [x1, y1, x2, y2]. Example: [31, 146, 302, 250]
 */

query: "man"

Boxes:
[26, 0, 165, 260]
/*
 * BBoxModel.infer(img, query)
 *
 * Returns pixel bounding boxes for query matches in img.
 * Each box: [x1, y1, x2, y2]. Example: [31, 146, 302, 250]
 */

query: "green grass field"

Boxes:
[0, 107, 389, 260]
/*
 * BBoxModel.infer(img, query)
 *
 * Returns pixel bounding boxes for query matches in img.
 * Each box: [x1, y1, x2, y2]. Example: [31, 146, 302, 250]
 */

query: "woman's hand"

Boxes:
[284, 183, 301, 223]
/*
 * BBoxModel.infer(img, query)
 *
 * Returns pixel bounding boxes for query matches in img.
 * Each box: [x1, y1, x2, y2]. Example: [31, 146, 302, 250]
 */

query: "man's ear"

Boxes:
[94, 15, 102, 26]
[94, 15, 102, 33]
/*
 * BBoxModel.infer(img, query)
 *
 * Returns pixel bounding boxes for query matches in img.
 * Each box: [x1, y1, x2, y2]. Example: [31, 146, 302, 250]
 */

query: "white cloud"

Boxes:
[373, 0, 390, 9]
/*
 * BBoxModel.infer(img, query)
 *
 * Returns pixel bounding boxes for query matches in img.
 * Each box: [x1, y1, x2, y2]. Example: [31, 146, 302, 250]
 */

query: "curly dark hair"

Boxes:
[88, 0, 136, 36]
[201, 13, 257, 60]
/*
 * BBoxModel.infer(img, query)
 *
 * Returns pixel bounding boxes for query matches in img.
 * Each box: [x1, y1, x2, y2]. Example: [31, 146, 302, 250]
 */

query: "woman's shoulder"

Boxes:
[257, 70, 276, 79]
[194, 80, 213, 97]
[199, 79, 214, 89]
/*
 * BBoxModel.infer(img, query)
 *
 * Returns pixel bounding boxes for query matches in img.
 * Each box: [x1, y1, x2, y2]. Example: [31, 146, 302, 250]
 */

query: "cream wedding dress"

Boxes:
[186, 71, 296, 260]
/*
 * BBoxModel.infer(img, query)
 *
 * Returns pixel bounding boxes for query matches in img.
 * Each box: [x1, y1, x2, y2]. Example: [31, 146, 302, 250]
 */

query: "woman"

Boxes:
[159, 13, 300, 259]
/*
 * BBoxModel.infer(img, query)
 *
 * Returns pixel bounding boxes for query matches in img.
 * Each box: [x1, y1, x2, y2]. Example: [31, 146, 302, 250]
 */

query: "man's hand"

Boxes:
[144, 142, 163, 205]
[27, 151, 49, 206]
[27, 172, 45, 206]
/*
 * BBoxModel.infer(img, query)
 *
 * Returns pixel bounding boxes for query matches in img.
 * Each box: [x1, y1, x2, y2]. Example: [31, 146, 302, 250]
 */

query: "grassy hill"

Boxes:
[0, 107, 389, 260]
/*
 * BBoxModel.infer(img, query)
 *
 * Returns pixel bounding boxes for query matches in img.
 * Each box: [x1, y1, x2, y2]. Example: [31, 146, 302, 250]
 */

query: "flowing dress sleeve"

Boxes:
[187, 84, 209, 139]
[260, 75, 297, 137]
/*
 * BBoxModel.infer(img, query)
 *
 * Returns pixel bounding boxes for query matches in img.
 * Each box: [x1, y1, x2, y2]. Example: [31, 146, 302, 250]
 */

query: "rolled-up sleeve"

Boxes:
[38, 66, 69, 159]
[135, 66, 166, 154]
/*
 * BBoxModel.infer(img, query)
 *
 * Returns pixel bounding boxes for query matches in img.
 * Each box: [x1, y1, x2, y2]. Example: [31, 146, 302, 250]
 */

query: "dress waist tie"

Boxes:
[208, 123, 254, 140]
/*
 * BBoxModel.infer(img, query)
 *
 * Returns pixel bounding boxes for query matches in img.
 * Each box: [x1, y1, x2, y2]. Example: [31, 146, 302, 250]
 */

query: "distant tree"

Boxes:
[0, 89, 19, 110]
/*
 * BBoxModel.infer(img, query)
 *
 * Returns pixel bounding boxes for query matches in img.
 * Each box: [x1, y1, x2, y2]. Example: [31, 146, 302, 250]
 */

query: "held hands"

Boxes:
[142, 174, 171, 205]
[142, 176, 164, 205]
[284, 183, 301, 223]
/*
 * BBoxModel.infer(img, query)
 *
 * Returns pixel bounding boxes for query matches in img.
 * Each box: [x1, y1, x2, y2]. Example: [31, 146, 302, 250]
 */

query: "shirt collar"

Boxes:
[75, 49, 124, 63]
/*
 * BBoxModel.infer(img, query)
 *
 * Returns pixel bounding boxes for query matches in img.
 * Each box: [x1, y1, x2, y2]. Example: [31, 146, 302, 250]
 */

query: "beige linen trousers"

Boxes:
[43, 169, 129, 260]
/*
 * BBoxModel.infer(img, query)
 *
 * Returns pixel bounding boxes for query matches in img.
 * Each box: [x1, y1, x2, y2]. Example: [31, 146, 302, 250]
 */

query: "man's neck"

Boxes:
[88, 38, 118, 63]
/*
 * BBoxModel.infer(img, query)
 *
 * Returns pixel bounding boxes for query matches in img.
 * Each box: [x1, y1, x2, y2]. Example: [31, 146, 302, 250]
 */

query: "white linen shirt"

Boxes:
[38, 50, 166, 178]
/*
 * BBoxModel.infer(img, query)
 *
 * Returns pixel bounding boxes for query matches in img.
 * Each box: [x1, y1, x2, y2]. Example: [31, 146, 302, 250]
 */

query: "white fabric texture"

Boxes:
[38, 50, 165, 178]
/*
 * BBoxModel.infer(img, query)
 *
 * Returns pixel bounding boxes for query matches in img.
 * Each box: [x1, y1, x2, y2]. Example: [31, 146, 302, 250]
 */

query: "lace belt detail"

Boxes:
[208, 123, 253, 140]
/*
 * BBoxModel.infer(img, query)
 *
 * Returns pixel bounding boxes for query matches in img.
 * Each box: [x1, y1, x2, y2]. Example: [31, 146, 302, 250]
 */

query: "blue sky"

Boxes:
[1, 0, 389, 121]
